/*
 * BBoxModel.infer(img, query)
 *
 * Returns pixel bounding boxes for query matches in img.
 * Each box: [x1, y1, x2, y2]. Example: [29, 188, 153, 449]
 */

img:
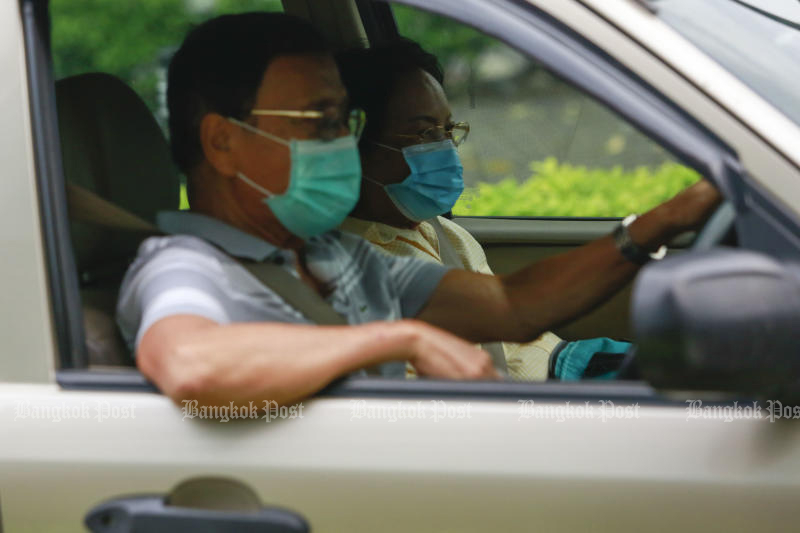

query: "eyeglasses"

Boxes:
[393, 121, 470, 147]
[250, 108, 366, 141]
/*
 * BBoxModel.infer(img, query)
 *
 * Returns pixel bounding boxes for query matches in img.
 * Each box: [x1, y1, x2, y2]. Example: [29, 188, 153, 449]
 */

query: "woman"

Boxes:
[336, 39, 717, 381]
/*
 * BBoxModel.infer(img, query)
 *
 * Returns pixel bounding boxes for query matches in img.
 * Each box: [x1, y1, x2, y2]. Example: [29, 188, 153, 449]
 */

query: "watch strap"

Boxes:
[613, 214, 666, 265]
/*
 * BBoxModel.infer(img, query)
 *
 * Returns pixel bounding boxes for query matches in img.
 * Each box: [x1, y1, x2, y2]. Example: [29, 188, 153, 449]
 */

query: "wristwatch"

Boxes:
[612, 214, 667, 265]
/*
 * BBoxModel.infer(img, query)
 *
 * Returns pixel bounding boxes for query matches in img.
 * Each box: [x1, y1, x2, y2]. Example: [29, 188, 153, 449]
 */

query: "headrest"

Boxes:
[56, 73, 180, 276]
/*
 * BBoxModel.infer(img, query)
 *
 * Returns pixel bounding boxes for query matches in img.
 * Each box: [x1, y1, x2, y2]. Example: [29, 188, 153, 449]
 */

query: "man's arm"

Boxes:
[137, 315, 498, 408]
[417, 180, 721, 343]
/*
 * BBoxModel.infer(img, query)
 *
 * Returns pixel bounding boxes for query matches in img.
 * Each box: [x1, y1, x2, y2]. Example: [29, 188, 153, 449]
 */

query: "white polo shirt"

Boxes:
[116, 211, 450, 377]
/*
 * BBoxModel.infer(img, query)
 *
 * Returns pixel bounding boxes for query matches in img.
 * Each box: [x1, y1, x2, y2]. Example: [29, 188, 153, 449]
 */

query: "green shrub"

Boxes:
[453, 157, 700, 217]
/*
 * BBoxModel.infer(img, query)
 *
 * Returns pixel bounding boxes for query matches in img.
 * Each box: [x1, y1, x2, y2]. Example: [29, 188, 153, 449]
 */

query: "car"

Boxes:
[2, 0, 800, 531]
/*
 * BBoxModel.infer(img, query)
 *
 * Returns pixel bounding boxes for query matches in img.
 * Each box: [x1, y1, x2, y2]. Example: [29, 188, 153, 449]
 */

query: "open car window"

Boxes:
[45, 0, 748, 394]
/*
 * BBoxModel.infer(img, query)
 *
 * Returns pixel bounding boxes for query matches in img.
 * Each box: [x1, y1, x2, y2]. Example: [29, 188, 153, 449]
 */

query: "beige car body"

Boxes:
[2, 1, 800, 531]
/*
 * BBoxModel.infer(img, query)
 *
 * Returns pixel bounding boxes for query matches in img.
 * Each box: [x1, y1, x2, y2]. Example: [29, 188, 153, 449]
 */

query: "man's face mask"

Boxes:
[364, 139, 464, 223]
[228, 114, 362, 241]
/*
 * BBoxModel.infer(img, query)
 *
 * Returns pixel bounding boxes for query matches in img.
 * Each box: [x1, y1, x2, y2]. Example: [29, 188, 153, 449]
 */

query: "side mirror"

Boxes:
[632, 248, 800, 398]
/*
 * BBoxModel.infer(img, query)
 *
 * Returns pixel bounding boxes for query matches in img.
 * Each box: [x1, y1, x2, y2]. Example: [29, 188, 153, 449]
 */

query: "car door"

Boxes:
[3, 0, 800, 532]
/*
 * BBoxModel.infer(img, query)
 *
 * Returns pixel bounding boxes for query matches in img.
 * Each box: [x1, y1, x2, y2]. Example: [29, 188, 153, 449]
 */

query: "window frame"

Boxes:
[58, 366, 680, 407]
[355, 0, 400, 44]
[23, 0, 88, 370]
[35, 0, 744, 399]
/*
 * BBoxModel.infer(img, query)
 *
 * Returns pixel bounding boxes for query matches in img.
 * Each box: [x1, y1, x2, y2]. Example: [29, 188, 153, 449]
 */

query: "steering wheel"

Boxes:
[690, 201, 737, 250]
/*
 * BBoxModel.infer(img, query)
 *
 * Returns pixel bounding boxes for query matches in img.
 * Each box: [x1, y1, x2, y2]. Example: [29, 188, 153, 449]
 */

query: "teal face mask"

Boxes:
[367, 139, 464, 223]
[228, 118, 362, 240]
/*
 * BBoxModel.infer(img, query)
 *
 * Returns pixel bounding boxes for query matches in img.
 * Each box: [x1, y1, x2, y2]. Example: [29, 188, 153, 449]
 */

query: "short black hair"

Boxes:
[168, 12, 328, 175]
[336, 38, 443, 153]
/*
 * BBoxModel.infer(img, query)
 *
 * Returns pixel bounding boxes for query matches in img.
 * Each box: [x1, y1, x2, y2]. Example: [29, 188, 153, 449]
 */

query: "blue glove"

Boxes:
[549, 338, 632, 381]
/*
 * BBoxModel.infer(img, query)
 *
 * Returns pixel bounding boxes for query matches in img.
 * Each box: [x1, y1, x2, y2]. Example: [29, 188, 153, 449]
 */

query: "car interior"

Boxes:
[51, 0, 708, 375]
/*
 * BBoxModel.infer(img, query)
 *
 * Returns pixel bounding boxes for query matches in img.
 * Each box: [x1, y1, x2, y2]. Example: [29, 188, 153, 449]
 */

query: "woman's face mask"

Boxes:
[365, 139, 464, 223]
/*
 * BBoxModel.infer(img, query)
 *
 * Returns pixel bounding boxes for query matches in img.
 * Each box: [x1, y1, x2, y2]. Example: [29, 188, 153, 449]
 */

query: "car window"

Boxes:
[45, 0, 706, 382]
[392, 4, 700, 218]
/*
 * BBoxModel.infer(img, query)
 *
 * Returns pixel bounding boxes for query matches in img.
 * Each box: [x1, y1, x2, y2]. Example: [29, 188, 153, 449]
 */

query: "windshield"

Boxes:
[654, 0, 800, 126]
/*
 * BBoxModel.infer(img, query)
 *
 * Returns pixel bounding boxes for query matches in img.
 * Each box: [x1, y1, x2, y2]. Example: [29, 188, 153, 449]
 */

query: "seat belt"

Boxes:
[428, 217, 508, 373]
[238, 260, 347, 326]
[65, 182, 347, 326]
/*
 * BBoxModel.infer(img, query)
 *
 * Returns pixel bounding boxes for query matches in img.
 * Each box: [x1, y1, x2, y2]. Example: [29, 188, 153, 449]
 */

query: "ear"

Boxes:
[199, 113, 239, 178]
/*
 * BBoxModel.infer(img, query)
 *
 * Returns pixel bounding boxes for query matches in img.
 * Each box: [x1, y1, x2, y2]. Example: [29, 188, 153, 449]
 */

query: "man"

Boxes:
[336, 40, 638, 381]
[118, 13, 720, 408]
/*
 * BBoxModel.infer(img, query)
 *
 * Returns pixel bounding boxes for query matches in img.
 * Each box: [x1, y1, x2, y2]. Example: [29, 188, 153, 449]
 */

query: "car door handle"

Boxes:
[85, 495, 310, 533]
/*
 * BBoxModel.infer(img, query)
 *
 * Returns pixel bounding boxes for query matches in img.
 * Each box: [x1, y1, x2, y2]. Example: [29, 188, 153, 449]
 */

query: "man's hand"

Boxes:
[630, 179, 723, 249]
[399, 320, 500, 380]
[661, 179, 722, 232]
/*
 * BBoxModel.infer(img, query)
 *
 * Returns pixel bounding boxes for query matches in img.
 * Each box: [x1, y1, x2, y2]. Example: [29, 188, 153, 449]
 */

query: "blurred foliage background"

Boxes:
[454, 159, 700, 217]
[51, 0, 697, 217]
[50, 0, 282, 124]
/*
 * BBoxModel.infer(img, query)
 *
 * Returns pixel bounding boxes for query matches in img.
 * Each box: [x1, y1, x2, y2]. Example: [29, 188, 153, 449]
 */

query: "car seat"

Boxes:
[56, 72, 180, 366]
